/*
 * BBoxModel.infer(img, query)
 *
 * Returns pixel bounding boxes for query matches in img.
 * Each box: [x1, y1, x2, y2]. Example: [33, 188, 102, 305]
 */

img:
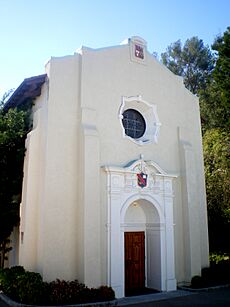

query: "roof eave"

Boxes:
[4, 74, 47, 111]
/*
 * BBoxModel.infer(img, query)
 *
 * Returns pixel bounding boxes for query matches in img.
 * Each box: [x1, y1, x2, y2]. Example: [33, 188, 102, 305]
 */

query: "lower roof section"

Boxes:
[4, 74, 47, 111]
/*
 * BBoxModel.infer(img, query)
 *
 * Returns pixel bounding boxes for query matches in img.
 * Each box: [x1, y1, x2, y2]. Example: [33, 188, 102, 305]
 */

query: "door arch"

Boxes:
[121, 198, 163, 294]
[104, 159, 177, 298]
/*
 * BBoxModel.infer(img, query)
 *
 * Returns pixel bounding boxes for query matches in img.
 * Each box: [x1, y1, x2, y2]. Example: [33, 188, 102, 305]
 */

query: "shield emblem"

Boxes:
[135, 44, 144, 59]
[137, 172, 148, 188]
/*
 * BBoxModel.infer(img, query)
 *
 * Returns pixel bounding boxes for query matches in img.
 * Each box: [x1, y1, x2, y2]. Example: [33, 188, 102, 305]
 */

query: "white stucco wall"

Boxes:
[18, 37, 209, 294]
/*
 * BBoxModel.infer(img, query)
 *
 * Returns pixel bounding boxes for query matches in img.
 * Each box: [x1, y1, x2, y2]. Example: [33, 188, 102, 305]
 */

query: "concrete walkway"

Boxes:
[116, 287, 230, 306]
[116, 289, 193, 305]
[1, 286, 230, 307]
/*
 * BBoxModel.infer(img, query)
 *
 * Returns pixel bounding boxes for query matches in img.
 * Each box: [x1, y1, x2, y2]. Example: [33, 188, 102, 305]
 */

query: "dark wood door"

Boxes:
[125, 232, 145, 294]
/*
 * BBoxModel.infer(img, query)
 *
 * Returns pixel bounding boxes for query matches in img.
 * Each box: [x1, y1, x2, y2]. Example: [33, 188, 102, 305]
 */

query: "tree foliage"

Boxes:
[161, 36, 214, 95]
[203, 128, 230, 251]
[202, 28, 230, 252]
[0, 92, 30, 268]
[162, 28, 230, 253]
[199, 81, 224, 131]
[199, 27, 230, 131]
[212, 27, 230, 128]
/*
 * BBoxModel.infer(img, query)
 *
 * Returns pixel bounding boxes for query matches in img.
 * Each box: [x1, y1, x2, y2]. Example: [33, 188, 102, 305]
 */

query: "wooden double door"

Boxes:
[125, 232, 145, 294]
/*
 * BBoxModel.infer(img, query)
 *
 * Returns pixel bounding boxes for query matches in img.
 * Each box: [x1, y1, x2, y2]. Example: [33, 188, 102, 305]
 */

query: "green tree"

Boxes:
[202, 27, 230, 252]
[0, 92, 30, 268]
[199, 81, 224, 131]
[161, 37, 214, 95]
[212, 27, 230, 128]
[199, 27, 230, 131]
[162, 30, 230, 253]
[203, 128, 230, 252]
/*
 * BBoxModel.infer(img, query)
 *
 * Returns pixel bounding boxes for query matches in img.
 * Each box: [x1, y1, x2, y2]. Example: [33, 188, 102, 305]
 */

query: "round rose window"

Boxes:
[122, 109, 146, 139]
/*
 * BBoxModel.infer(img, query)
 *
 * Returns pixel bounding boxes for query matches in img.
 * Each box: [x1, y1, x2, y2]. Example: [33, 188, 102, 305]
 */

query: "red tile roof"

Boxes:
[4, 74, 47, 111]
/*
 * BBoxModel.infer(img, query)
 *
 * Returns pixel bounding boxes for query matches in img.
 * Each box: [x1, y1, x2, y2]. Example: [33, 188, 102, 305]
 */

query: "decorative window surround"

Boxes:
[119, 95, 161, 145]
[103, 158, 177, 298]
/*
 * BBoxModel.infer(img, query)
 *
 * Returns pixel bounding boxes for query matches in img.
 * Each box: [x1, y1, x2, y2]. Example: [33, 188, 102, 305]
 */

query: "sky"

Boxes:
[0, 0, 229, 95]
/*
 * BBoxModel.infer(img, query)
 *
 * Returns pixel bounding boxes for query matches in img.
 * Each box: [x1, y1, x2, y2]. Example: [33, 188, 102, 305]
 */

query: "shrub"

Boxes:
[16, 271, 45, 305]
[195, 260, 230, 288]
[0, 266, 25, 299]
[47, 280, 115, 305]
[203, 261, 230, 284]
[0, 266, 115, 305]
[191, 275, 205, 288]
[98, 285, 115, 301]
[47, 279, 82, 305]
[201, 267, 213, 284]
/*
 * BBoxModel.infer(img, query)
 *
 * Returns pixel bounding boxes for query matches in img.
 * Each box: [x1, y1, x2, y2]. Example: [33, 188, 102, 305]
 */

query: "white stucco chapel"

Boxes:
[7, 37, 209, 298]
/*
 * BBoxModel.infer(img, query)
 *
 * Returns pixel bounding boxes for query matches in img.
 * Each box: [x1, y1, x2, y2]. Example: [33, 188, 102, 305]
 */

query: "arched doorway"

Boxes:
[123, 199, 162, 295]
[104, 159, 177, 298]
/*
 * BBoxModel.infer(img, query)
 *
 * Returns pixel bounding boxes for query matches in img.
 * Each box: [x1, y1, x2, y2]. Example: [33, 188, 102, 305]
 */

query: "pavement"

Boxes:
[116, 287, 230, 306]
[1, 286, 230, 307]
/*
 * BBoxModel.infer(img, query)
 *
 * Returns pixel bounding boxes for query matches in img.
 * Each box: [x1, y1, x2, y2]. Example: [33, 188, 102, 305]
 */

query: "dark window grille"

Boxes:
[122, 109, 146, 139]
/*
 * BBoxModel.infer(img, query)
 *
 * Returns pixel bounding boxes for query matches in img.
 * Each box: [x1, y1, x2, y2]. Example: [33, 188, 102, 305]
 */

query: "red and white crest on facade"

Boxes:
[137, 172, 148, 188]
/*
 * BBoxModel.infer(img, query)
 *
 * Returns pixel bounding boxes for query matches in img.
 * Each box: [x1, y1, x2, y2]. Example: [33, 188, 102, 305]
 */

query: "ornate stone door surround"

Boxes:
[104, 158, 177, 298]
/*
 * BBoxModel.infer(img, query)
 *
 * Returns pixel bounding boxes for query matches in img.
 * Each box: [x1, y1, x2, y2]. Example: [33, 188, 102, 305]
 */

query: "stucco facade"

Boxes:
[9, 37, 209, 298]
